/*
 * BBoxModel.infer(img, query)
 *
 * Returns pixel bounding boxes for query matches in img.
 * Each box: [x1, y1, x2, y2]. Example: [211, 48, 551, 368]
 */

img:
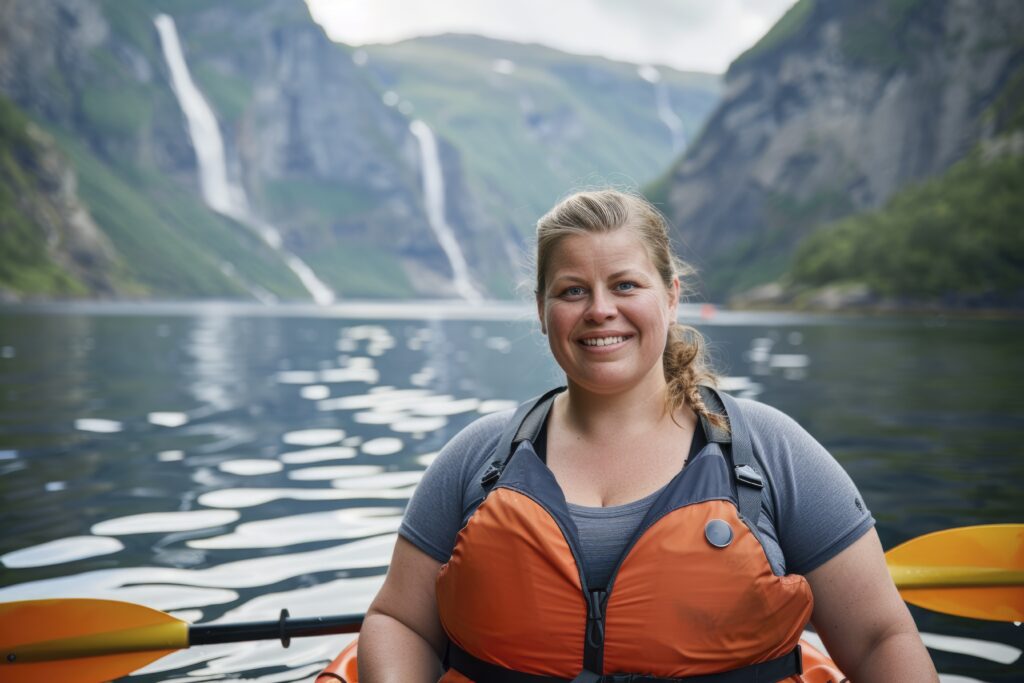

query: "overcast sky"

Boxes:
[305, 0, 798, 74]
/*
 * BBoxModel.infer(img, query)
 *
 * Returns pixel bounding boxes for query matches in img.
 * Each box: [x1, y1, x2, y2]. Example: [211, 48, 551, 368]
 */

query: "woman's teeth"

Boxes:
[581, 336, 626, 347]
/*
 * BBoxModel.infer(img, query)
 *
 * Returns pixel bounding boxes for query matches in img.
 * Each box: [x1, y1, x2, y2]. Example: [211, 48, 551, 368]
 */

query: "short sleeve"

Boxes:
[398, 410, 511, 563]
[741, 399, 875, 575]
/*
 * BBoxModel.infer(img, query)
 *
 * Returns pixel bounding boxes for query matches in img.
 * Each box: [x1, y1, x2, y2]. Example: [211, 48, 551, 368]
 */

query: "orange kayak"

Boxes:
[316, 637, 845, 682]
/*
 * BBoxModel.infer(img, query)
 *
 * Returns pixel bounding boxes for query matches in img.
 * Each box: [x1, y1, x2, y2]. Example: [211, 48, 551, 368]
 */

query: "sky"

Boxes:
[304, 0, 798, 74]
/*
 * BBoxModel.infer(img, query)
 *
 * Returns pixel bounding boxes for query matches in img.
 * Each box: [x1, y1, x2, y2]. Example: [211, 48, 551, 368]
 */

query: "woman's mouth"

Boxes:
[579, 335, 630, 347]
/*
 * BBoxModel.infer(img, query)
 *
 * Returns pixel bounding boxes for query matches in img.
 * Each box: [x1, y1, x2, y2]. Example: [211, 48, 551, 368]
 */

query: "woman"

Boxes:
[358, 189, 937, 681]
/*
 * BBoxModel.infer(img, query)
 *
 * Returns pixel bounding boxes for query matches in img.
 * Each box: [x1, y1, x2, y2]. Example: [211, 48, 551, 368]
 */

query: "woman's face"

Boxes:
[538, 227, 679, 397]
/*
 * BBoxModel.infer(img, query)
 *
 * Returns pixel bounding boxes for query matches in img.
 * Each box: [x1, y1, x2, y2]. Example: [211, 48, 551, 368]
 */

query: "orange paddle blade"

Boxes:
[0, 598, 187, 683]
[886, 524, 1024, 622]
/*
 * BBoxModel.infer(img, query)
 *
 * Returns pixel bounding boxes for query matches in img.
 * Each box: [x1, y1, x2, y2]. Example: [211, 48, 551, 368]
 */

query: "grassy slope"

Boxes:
[365, 35, 720, 233]
[0, 0, 313, 300]
[789, 151, 1024, 302]
[786, 38, 1024, 305]
[0, 97, 89, 296]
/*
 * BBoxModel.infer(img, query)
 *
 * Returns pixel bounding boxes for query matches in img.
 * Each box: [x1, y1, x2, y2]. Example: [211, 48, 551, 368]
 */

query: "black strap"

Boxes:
[699, 386, 764, 528]
[449, 643, 567, 683]
[481, 387, 564, 490]
[448, 642, 802, 683]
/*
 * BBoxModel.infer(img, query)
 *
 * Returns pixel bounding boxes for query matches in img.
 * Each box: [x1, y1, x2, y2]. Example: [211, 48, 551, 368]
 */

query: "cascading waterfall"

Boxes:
[153, 14, 335, 305]
[409, 120, 484, 303]
[638, 65, 687, 155]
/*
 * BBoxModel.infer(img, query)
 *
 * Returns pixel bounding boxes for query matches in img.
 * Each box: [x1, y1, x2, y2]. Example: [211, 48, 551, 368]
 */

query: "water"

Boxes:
[0, 303, 1021, 681]
[154, 14, 335, 306]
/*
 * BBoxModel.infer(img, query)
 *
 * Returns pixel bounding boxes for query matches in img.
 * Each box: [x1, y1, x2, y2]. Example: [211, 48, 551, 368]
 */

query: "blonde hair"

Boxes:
[535, 189, 725, 428]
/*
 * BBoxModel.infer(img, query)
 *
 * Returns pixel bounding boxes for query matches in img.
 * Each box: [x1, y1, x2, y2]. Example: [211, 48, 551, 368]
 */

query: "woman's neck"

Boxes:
[558, 375, 677, 439]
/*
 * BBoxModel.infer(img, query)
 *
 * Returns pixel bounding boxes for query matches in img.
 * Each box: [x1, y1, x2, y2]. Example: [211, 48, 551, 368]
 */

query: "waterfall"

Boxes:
[409, 120, 484, 303]
[153, 14, 335, 305]
[638, 65, 687, 155]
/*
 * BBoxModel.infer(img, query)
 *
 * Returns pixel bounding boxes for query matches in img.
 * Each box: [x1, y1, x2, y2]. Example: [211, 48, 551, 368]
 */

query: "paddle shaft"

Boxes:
[190, 610, 362, 647]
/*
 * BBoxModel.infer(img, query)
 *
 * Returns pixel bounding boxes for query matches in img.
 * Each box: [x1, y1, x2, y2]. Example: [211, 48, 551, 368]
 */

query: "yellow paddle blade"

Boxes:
[886, 524, 1024, 622]
[0, 598, 188, 683]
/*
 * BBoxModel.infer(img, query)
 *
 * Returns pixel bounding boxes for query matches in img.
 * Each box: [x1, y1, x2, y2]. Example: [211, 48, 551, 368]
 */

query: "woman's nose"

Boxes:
[585, 287, 617, 321]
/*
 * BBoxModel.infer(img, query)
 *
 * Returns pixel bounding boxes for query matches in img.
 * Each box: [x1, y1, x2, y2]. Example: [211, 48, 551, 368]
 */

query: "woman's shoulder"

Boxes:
[444, 408, 516, 457]
[427, 408, 518, 485]
[730, 396, 817, 450]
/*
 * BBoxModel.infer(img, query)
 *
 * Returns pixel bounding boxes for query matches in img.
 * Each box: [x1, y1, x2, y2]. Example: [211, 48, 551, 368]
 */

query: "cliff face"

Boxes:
[0, 0, 483, 299]
[0, 0, 721, 301]
[161, 0, 468, 297]
[662, 0, 1024, 299]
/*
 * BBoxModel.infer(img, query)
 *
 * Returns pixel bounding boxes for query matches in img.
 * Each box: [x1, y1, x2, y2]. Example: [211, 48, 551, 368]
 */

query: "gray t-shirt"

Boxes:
[399, 397, 874, 586]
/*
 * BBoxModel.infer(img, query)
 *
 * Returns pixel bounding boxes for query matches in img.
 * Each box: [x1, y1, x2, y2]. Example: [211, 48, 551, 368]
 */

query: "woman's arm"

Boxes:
[807, 527, 938, 682]
[358, 536, 446, 683]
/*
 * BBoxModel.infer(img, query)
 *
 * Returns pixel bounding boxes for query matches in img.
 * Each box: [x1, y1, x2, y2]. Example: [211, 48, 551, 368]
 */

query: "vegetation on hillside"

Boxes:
[729, 0, 816, 72]
[366, 35, 720, 235]
[0, 97, 89, 296]
[789, 150, 1024, 303]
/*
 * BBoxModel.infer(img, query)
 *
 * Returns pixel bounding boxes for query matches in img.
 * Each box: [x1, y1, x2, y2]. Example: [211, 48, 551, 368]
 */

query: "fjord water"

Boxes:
[0, 303, 1020, 682]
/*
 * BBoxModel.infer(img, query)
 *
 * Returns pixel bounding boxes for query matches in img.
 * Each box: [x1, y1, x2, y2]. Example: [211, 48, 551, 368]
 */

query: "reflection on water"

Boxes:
[0, 302, 1021, 681]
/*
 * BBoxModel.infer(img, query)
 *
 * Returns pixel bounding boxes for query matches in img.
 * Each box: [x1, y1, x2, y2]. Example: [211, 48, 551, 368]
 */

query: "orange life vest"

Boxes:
[435, 387, 815, 682]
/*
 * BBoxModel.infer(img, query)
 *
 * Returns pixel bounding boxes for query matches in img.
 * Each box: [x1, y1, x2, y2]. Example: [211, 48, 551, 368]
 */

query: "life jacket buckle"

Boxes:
[604, 674, 637, 683]
[480, 462, 503, 488]
[734, 463, 764, 489]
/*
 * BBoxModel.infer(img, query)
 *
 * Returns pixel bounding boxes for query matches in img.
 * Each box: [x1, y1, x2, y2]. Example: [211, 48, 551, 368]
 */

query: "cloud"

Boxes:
[305, 0, 797, 73]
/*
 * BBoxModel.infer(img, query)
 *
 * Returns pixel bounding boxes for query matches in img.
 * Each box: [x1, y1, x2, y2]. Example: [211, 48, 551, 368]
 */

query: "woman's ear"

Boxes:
[668, 277, 680, 315]
[536, 292, 547, 335]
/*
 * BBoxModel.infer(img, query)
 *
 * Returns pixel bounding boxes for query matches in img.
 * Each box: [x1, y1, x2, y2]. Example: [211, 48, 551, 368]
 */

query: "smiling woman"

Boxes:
[355, 189, 939, 682]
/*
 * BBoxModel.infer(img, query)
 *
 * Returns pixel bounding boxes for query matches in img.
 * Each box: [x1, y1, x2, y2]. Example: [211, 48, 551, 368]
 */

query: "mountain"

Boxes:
[0, 0, 467, 301]
[657, 0, 1024, 305]
[0, 0, 721, 302]
[362, 34, 720, 239]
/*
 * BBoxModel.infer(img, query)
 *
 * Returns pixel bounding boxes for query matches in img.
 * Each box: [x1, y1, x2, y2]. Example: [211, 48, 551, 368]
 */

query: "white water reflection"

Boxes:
[219, 459, 284, 476]
[92, 510, 240, 535]
[277, 370, 319, 384]
[282, 428, 345, 446]
[361, 437, 404, 456]
[391, 415, 448, 434]
[331, 471, 424, 490]
[74, 418, 122, 433]
[300, 385, 330, 400]
[0, 534, 395, 602]
[158, 450, 186, 462]
[1, 536, 123, 568]
[149, 411, 190, 427]
[280, 446, 357, 463]
[289, 466, 373, 481]
[188, 508, 403, 549]
[197, 485, 411, 509]
[479, 399, 518, 413]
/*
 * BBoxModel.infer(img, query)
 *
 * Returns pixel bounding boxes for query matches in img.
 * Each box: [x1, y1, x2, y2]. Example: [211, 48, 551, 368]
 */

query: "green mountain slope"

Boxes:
[790, 151, 1024, 304]
[364, 34, 720, 233]
[658, 0, 1024, 306]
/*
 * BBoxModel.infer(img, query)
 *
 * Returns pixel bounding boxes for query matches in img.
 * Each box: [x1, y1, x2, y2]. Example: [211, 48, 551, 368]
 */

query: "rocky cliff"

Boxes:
[660, 0, 1024, 300]
[0, 0, 720, 301]
[0, 0, 495, 299]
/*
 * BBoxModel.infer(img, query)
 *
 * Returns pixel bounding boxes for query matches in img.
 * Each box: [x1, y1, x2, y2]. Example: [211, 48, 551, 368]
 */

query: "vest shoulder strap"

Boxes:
[479, 386, 764, 527]
[699, 386, 764, 527]
[479, 386, 564, 490]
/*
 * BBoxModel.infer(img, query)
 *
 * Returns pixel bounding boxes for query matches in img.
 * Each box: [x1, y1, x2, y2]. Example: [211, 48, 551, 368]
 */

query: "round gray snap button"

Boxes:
[705, 519, 733, 548]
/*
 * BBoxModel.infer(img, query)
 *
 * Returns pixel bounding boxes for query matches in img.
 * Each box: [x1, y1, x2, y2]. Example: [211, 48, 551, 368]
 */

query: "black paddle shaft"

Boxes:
[188, 610, 362, 648]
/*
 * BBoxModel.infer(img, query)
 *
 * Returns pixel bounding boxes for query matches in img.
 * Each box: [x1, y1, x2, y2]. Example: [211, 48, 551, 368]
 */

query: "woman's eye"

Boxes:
[615, 281, 637, 292]
[562, 286, 586, 298]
